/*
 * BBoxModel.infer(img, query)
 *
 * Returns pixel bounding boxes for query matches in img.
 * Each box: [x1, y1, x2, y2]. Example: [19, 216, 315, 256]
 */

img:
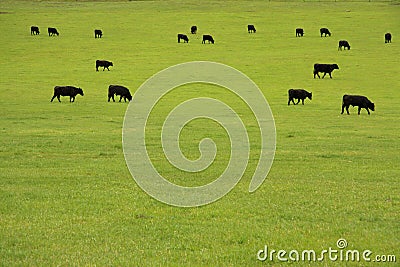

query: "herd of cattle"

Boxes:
[31, 23, 392, 115]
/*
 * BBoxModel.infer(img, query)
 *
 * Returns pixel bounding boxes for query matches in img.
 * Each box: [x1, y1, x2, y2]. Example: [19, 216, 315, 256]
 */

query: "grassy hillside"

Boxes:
[0, 1, 399, 265]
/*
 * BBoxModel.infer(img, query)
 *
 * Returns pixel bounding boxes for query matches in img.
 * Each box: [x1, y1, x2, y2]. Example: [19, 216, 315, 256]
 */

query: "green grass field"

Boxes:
[1, 0, 399, 265]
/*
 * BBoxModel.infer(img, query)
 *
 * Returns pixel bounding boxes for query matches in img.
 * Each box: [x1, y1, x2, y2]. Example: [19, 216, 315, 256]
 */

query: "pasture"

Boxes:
[0, 0, 399, 265]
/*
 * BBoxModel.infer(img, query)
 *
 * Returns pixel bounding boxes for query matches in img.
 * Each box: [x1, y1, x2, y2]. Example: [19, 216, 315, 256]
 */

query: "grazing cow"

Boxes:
[95, 29, 103, 38]
[341, 95, 375, 115]
[338, 40, 351, 50]
[48, 27, 59, 36]
[313, 63, 339, 79]
[248, 25, 256, 33]
[320, 28, 331, 37]
[178, 33, 189, 43]
[296, 28, 304, 37]
[50, 86, 84, 102]
[96, 60, 113, 71]
[385, 32, 392, 43]
[108, 85, 132, 102]
[31, 26, 40, 35]
[288, 89, 312, 105]
[191, 25, 197, 34]
[202, 34, 214, 44]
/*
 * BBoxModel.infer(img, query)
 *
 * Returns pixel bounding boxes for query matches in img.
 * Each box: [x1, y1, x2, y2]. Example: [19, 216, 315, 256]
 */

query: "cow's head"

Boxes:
[77, 88, 84, 96]
[332, 64, 339, 70]
[307, 92, 312, 100]
[368, 102, 375, 111]
[127, 94, 133, 101]
[109, 62, 114, 66]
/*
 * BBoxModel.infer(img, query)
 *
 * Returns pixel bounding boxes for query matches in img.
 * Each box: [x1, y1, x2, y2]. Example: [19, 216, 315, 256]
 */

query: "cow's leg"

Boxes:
[346, 106, 350, 115]
[295, 99, 300, 105]
[288, 97, 291, 105]
[57, 96, 61, 102]
[366, 108, 370, 115]
[50, 95, 56, 102]
[119, 96, 122, 102]
[322, 72, 327, 79]
[358, 107, 362, 115]
[341, 104, 345, 114]
[328, 72, 332, 79]
[301, 99, 305, 105]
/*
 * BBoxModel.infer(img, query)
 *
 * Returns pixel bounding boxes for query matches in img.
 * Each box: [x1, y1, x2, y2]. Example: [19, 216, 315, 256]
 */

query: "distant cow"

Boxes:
[313, 63, 339, 79]
[338, 40, 350, 50]
[341, 95, 375, 115]
[50, 86, 84, 102]
[248, 25, 256, 33]
[288, 89, 312, 105]
[320, 28, 331, 37]
[385, 32, 392, 43]
[191, 26, 197, 34]
[95, 29, 103, 38]
[31, 26, 40, 35]
[96, 60, 113, 71]
[48, 27, 59, 36]
[202, 34, 214, 44]
[178, 33, 189, 43]
[108, 85, 132, 102]
[296, 28, 304, 37]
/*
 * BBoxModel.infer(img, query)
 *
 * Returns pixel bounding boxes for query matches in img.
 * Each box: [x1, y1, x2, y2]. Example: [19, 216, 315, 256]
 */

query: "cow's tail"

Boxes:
[342, 95, 348, 105]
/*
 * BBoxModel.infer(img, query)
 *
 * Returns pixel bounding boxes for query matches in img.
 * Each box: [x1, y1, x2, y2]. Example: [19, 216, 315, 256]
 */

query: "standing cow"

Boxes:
[313, 63, 339, 79]
[95, 29, 103, 38]
[385, 33, 392, 43]
[288, 89, 312, 105]
[248, 25, 256, 33]
[48, 27, 59, 36]
[31, 26, 40, 35]
[296, 28, 304, 37]
[108, 85, 132, 102]
[202, 35, 214, 44]
[50, 86, 84, 102]
[341, 95, 375, 115]
[178, 34, 189, 43]
[96, 60, 113, 71]
[191, 26, 197, 34]
[320, 28, 331, 37]
[338, 40, 351, 50]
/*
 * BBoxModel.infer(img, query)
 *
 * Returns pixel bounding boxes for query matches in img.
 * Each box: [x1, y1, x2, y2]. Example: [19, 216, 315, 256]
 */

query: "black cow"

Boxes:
[178, 33, 189, 43]
[191, 26, 197, 34]
[48, 27, 59, 36]
[320, 28, 331, 37]
[313, 63, 339, 79]
[385, 32, 392, 43]
[96, 60, 113, 71]
[296, 28, 304, 37]
[338, 40, 351, 50]
[31, 26, 40, 35]
[50, 86, 84, 102]
[95, 29, 103, 38]
[202, 34, 214, 44]
[341, 95, 375, 115]
[108, 85, 132, 102]
[288, 89, 312, 105]
[248, 25, 256, 33]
